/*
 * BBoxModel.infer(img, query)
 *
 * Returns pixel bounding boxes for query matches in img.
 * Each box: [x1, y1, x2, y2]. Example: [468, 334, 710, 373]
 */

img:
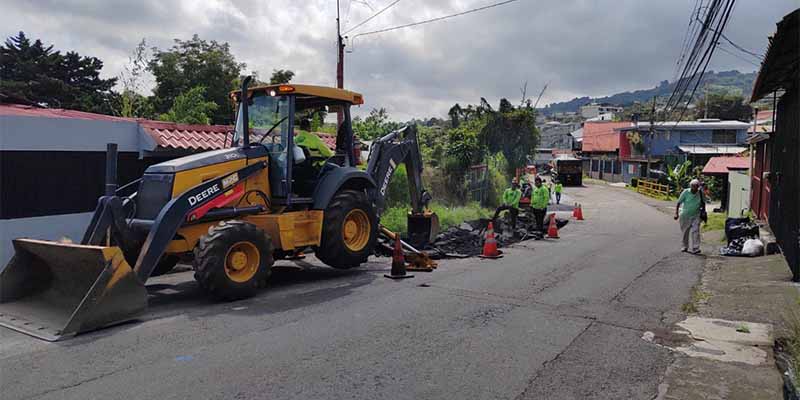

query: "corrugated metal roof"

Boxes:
[746, 132, 771, 144]
[702, 156, 750, 174]
[677, 145, 747, 155]
[751, 9, 799, 101]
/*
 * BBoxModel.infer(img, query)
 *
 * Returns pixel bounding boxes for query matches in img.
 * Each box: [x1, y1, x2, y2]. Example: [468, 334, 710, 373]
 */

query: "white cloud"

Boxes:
[1, 0, 796, 120]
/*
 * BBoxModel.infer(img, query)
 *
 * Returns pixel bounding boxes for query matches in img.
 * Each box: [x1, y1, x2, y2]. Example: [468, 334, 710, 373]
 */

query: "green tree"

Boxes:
[448, 103, 463, 128]
[149, 35, 244, 124]
[158, 86, 218, 125]
[480, 99, 539, 177]
[269, 69, 295, 84]
[695, 92, 752, 121]
[352, 108, 400, 140]
[0, 31, 117, 113]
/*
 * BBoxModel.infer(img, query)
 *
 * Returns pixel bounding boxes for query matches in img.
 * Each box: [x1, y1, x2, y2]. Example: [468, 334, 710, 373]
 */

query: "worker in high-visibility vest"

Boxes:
[531, 176, 550, 231]
[554, 180, 563, 204]
[295, 130, 334, 168]
[493, 178, 522, 230]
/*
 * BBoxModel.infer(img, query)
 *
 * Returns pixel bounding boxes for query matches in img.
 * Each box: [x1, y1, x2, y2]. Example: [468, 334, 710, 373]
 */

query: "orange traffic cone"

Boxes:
[572, 202, 578, 218]
[385, 234, 414, 279]
[479, 221, 503, 259]
[547, 213, 560, 238]
[575, 204, 584, 221]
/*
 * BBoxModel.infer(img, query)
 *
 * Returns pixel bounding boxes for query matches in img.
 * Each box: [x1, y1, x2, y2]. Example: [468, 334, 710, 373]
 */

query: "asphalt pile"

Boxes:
[376, 207, 571, 259]
[425, 211, 569, 258]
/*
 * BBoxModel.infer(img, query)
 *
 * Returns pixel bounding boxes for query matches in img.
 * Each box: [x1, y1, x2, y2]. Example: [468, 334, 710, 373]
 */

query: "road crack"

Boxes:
[23, 364, 134, 400]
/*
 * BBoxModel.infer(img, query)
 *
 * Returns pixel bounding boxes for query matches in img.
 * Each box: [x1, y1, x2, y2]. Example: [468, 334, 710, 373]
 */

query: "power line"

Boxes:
[351, 0, 375, 11]
[694, 15, 764, 60]
[344, 0, 402, 35]
[664, 0, 738, 127]
[716, 42, 761, 67]
[664, 0, 725, 112]
[719, 33, 763, 60]
[350, 0, 520, 39]
[674, 0, 704, 82]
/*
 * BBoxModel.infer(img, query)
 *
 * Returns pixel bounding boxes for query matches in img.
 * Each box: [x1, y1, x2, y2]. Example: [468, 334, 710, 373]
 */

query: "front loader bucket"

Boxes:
[0, 239, 147, 341]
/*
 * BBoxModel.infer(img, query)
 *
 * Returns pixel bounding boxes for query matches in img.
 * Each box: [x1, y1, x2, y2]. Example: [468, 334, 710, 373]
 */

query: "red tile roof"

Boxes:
[702, 156, 750, 174]
[139, 120, 231, 150]
[581, 121, 632, 152]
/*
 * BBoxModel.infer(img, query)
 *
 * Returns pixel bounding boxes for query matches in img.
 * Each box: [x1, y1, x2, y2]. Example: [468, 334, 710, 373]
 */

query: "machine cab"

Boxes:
[231, 82, 364, 205]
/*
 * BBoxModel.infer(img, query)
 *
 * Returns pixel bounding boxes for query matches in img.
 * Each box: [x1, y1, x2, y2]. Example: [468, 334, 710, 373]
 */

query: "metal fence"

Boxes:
[637, 179, 671, 200]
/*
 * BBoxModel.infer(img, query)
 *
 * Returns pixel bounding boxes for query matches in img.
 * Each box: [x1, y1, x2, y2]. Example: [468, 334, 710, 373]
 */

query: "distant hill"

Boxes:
[540, 70, 756, 115]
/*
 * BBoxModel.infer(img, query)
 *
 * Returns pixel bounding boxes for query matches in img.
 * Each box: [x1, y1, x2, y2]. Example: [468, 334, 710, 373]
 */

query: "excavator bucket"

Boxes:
[0, 239, 147, 341]
[407, 211, 440, 249]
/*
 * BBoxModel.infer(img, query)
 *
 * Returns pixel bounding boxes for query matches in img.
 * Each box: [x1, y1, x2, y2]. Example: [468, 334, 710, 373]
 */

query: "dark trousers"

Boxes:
[493, 205, 519, 229]
[555, 192, 561, 204]
[532, 208, 547, 231]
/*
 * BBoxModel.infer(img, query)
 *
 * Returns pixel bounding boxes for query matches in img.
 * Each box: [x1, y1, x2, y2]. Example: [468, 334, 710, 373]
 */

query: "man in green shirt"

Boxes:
[531, 176, 550, 231]
[554, 180, 563, 204]
[493, 178, 522, 230]
[674, 179, 704, 254]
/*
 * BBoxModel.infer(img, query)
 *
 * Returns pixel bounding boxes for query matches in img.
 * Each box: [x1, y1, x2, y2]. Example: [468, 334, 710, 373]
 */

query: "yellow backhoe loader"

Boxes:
[0, 77, 438, 340]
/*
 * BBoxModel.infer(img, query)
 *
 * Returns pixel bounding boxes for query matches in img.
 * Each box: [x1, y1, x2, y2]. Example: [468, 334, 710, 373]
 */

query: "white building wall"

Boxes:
[0, 212, 94, 266]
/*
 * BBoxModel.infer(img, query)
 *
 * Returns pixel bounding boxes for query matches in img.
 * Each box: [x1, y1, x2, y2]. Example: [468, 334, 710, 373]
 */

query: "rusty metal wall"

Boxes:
[768, 87, 800, 280]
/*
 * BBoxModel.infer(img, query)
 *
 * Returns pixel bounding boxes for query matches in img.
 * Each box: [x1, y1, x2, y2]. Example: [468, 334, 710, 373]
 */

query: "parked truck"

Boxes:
[553, 157, 583, 186]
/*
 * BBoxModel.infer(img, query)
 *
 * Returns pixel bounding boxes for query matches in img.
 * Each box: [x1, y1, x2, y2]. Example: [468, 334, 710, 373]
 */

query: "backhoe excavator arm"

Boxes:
[365, 125, 438, 248]
[365, 125, 432, 217]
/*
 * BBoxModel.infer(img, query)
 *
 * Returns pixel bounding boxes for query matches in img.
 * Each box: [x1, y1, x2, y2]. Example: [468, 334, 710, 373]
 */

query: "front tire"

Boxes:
[316, 189, 377, 269]
[193, 220, 274, 300]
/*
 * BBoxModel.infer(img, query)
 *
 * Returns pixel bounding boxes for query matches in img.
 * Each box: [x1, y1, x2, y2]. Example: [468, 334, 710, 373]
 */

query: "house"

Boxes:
[581, 121, 634, 182]
[580, 103, 623, 119]
[0, 103, 341, 265]
[537, 121, 579, 150]
[615, 119, 750, 181]
[0, 104, 234, 264]
[748, 9, 799, 280]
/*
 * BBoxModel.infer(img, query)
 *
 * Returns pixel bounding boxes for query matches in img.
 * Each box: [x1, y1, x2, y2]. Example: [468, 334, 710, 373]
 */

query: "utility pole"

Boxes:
[704, 83, 708, 119]
[336, 0, 345, 125]
[647, 96, 656, 180]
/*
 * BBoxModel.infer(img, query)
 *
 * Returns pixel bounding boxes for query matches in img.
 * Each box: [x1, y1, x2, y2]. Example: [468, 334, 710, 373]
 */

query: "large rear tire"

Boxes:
[193, 220, 274, 300]
[316, 189, 377, 269]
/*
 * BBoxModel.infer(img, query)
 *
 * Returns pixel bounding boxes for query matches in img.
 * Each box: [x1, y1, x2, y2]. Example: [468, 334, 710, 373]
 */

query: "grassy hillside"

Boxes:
[540, 70, 756, 115]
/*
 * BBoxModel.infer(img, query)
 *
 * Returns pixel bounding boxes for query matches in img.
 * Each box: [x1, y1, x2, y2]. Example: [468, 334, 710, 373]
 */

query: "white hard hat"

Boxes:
[690, 179, 701, 186]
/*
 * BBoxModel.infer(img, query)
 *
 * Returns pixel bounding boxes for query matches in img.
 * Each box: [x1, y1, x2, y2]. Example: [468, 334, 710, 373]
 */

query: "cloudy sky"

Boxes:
[2, 0, 797, 120]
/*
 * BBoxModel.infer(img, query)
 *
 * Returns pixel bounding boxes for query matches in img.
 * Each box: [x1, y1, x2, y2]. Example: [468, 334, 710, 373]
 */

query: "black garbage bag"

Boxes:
[725, 217, 759, 245]
[720, 236, 759, 256]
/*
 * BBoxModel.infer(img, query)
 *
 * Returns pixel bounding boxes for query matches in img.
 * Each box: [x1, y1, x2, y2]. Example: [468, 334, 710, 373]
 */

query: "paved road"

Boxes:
[0, 184, 704, 400]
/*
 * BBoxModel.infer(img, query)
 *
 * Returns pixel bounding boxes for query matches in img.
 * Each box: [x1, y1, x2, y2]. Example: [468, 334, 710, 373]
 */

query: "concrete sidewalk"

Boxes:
[655, 230, 799, 399]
